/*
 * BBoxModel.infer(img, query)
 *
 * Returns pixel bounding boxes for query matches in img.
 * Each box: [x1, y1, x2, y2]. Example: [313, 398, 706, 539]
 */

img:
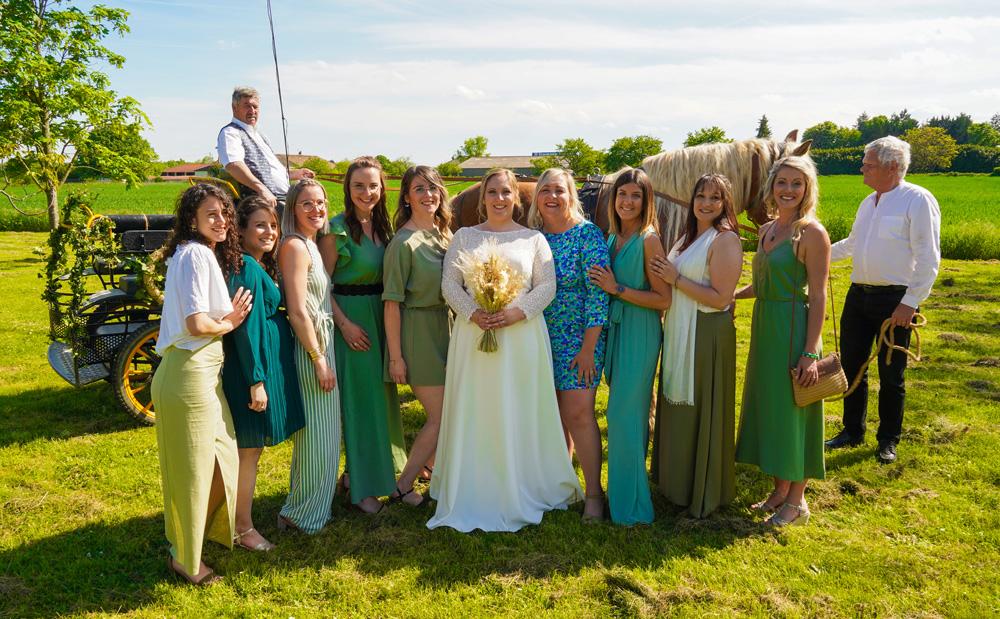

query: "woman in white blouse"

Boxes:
[427, 168, 582, 532]
[152, 184, 251, 585]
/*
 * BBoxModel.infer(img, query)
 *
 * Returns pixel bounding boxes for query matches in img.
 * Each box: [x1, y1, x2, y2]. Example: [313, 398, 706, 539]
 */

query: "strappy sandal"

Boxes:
[767, 502, 811, 527]
[582, 492, 605, 523]
[419, 465, 434, 481]
[233, 527, 275, 551]
[166, 554, 221, 586]
[750, 494, 787, 515]
[386, 485, 426, 507]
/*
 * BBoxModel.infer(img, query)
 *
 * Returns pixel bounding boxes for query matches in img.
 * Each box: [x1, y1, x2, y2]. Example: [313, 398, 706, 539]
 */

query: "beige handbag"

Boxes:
[788, 245, 848, 408]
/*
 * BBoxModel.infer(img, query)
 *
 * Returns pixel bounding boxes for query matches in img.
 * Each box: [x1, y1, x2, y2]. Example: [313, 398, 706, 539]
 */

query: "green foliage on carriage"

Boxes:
[0, 0, 149, 229]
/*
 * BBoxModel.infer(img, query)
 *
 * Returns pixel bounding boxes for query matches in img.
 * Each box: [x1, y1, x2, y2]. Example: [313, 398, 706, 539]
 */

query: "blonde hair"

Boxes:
[283, 179, 329, 238]
[528, 168, 584, 229]
[477, 168, 521, 220]
[763, 155, 819, 241]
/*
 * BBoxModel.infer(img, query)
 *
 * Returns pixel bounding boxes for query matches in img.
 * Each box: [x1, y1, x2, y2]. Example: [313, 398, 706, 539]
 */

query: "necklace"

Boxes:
[768, 220, 792, 242]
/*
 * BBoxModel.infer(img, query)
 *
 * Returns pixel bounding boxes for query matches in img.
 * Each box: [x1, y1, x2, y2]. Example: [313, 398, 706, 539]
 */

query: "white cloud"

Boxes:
[456, 85, 487, 101]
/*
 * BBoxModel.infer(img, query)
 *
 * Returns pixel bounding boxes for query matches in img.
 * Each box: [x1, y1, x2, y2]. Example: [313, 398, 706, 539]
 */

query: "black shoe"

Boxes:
[825, 431, 862, 450]
[876, 441, 897, 464]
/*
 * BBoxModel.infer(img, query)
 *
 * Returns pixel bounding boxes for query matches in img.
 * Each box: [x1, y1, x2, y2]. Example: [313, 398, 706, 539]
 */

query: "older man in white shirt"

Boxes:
[824, 136, 941, 464]
[216, 86, 313, 211]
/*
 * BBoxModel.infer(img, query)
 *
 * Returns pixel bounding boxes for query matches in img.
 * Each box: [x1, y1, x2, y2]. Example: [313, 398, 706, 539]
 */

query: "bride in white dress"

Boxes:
[427, 168, 583, 532]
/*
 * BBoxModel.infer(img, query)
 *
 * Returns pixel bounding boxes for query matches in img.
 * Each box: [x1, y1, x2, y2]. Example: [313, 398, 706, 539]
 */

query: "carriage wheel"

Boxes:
[113, 322, 160, 426]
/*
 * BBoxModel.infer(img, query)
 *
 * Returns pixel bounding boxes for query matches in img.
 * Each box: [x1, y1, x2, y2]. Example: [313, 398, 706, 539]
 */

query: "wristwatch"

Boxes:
[614, 284, 625, 296]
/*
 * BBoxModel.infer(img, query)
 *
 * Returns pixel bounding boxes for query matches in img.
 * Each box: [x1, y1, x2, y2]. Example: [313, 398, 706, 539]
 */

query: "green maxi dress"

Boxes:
[735, 239, 825, 481]
[222, 254, 306, 447]
[381, 228, 451, 386]
[603, 231, 661, 525]
[329, 214, 406, 500]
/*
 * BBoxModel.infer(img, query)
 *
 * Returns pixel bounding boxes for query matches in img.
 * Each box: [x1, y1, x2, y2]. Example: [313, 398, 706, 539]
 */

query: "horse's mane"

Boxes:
[640, 137, 798, 215]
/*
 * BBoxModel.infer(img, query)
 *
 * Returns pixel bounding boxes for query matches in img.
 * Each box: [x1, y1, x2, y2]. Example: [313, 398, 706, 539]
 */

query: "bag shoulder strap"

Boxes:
[788, 234, 839, 369]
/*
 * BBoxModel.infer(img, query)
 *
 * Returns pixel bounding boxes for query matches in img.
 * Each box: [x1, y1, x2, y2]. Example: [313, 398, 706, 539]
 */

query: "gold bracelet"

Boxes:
[308, 348, 321, 361]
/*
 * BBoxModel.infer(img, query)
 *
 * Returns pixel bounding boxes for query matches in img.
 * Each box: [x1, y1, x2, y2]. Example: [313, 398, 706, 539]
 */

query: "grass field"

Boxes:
[2, 174, 999, 259]
[1, 231, 998, 617]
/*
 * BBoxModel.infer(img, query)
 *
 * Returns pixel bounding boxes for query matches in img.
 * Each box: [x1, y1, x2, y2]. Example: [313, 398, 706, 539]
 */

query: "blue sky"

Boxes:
[94, 0, 1000, 163]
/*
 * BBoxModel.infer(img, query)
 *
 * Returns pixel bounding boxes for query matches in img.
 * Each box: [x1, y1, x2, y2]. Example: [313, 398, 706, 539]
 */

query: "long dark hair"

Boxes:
[676, 173, 738, 254]
[162, 183, 242, 277]
[236, 195, 280, 280]
[608, 167, 657, 237]
[343, 156, 393, 245]
[395, 165, 452, 237]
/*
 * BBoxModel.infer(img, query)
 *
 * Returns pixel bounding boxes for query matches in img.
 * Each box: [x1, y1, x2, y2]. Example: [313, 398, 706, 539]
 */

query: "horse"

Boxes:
[448, 131, 812, 251]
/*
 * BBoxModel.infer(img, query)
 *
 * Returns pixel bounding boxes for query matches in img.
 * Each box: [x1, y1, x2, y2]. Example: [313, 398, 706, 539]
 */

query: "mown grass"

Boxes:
[1, 231, 998, 617]
[3, 174, 999, 258]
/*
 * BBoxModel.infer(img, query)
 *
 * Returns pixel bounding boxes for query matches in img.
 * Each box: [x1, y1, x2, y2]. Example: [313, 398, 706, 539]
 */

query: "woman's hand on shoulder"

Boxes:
[587, 264, 617, 294]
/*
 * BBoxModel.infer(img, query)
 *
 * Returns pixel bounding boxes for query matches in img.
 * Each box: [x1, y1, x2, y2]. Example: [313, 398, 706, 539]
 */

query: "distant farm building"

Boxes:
[277, 153, 322, 168]
[160, 163, 215, 179]
[459, 156, 536, 177]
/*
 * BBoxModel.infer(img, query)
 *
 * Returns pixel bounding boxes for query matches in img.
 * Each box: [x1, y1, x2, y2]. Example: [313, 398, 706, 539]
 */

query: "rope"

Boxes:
[831, 313, 926, 401]
[266, 0, 291, 178]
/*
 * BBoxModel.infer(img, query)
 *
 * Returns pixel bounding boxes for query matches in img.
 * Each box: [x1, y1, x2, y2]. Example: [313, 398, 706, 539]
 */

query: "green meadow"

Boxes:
[1, 229, 998, 617]
[2, 174, 998, 259]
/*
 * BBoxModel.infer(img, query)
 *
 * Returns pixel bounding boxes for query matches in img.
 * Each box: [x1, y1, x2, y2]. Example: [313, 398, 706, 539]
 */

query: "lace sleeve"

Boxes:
[441, 229, 479, 320]
[511, 232, 556, 320]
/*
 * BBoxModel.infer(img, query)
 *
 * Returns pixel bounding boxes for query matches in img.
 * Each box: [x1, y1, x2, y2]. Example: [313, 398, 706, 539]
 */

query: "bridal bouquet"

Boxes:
[455, 239, 527, 353]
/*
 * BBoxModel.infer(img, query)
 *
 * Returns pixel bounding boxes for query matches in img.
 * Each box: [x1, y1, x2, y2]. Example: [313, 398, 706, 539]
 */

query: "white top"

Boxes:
[442, 226, 556, 322]
[216, 117, 289, 194]
[830, 180, 941, 308]
[156, 242, 233, 354]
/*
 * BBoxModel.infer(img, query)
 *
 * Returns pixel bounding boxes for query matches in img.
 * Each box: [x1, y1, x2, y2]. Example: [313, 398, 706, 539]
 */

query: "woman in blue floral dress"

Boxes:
[531, 168, 610, 522]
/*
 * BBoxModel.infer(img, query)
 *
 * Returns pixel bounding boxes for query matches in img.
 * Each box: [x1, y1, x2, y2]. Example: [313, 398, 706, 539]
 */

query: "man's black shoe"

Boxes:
[876, 441, 897, 464]
[824, 431, 862, 450]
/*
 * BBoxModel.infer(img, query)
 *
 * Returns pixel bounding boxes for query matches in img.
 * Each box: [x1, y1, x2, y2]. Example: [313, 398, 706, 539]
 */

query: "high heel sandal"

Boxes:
[750, 494, 786, 515]
[419, 465, 434, 481]
[387, 484, 426, 507]
[233, 527, 275, 551]
[767, 502, 811, 527]
[582, 492, 605, 523]
[166, 554, 221, 586]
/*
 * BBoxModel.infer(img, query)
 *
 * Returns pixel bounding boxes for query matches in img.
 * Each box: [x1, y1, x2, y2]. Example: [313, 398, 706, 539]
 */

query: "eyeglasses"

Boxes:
[299, 199, 327, 212]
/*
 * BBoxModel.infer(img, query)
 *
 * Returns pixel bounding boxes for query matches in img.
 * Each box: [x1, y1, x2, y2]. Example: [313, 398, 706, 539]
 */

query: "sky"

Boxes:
[89, 0, 1000, 164]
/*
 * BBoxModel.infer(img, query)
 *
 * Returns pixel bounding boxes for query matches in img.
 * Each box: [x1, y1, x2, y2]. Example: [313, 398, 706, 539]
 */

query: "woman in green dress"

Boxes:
[318, 156, 406, 514]
[587, 168, 671, 526]
[153, 184, 251, 585]
[222, 197, 306, 551]
[383, 166, 452, 506]
[649, 174, 743, 519]
[735, 156, 830, 527]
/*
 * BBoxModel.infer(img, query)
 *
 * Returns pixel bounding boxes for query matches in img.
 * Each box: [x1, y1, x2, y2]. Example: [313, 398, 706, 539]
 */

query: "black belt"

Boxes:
[852, 283, 907, 293]
[335, 283, 383, 296]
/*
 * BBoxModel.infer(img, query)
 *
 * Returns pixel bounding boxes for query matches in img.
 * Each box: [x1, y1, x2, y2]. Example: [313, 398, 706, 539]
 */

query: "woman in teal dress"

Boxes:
[222, 196, 305, 551]
[384, 166, 452, 507]
[735, 156, 831, 527]
[587, 168, 671, 526]
[318, 156, 406, 514]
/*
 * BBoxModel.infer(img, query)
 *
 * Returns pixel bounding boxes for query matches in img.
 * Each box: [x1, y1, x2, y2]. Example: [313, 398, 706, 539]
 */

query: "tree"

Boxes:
[991, 113, 1000, 133]
[452, 136, 489, 162]
[803, 121, 862, 149]
[683, 126, 733, 147]
[755, 115, 772, 139]
[857, 113, 890, 143]
[0, 1, 148, 229]
[926, 113, 974, 144]
[604, 135, 663, 171]
[967, 122, 1000, 147]
[70, 122, 157, 181]
[375, 154, 414, 177]
[888, 109, 919, 136]
[902, 126, 959, 172]
[298, 157, 335, 176]
[436, 160, 463, 177]
[534, 137, 604, 175]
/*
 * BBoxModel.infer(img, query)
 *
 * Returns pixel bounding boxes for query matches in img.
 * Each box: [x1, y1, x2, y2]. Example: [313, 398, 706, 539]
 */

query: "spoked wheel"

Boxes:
[113, 321, 160, 425]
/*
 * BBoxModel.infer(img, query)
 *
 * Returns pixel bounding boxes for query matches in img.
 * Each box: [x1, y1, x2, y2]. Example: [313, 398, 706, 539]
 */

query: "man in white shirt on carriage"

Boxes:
[824, 136, 941, 464]
[216, 86, 313, 212]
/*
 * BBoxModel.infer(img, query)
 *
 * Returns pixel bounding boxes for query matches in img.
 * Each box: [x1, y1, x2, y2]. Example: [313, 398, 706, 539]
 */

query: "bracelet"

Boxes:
[800, 351, 820, 360]
[672, 274, 682, 286]
[308, 348, 321, 361]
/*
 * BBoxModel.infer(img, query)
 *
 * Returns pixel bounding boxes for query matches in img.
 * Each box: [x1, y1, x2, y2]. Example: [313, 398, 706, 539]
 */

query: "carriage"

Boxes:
[46, 213, 174, 425]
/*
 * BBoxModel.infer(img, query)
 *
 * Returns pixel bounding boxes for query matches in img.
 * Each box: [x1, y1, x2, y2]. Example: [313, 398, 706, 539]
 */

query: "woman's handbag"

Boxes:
[788, 244, 848, 408]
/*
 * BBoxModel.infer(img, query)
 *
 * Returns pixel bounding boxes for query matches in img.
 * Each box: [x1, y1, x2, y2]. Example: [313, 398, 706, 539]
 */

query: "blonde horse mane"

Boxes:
[640, 132, 812, 217]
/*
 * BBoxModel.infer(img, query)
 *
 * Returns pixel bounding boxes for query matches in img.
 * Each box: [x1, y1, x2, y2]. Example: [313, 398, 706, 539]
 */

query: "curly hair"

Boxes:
[236, 195, 280, 280]
[395, 165, 452, 237]
[343, 156, 393, 245]
[162, 183, 243, 278]
[676, 173, 738, 254]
